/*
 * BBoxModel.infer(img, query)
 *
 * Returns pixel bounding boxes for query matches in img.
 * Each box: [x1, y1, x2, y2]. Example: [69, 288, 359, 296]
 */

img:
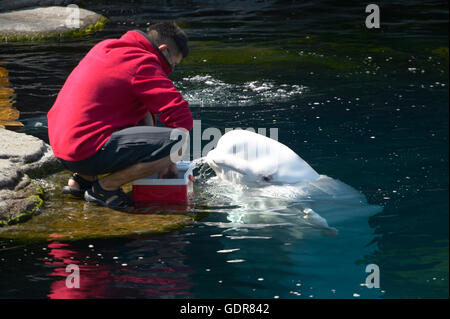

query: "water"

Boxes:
[0, 0, 448, 298]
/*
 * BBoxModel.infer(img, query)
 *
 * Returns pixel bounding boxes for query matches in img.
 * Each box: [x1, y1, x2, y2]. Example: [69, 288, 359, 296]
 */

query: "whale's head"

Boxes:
[206, 130, 320, 185]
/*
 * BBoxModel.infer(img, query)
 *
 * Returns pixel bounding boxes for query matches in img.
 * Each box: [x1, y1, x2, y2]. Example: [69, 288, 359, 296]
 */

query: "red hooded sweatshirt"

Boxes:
[47, 30, 193, 162]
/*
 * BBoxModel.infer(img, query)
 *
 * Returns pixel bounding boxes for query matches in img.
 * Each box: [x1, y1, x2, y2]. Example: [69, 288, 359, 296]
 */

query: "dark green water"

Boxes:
[0, 0, 448, 298]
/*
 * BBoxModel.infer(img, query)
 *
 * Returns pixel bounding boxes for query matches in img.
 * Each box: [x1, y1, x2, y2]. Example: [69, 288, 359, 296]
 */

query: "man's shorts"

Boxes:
[59, 126, 185, 176]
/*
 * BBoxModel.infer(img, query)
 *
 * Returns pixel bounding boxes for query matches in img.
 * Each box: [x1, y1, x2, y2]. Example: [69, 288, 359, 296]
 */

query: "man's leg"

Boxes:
[84, 155, 175, 207]
[82, 125, 186, 207]
[67, 113, 156, 191]
[98, 155, 173, 191]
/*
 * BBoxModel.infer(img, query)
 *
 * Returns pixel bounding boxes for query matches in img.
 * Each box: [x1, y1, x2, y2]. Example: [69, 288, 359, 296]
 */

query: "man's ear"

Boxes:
[158, 44, 168, 51]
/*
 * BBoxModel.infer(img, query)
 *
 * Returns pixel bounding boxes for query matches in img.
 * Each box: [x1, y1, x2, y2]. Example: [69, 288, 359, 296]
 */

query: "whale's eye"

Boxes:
[262, 175, 272, 182]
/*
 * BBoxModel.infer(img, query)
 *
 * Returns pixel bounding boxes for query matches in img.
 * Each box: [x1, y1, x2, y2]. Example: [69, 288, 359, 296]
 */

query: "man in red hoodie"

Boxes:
[47, 22, 193, 209]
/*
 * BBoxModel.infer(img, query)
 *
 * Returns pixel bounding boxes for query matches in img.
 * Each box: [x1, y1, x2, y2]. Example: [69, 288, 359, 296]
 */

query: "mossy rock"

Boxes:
[0, 171, 200, 243]
[0, 179, 44, 227]
[184, 42, 360, 71]
[366, 46, 394, 53]
[0, 6, 108, 42]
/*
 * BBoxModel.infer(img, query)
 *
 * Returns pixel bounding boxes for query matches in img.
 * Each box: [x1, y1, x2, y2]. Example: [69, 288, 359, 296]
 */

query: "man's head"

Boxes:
[146, 22, 189, 71]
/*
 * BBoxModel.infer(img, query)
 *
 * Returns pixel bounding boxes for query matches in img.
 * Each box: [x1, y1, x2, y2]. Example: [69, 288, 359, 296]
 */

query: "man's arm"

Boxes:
[132, 61, 193, 131]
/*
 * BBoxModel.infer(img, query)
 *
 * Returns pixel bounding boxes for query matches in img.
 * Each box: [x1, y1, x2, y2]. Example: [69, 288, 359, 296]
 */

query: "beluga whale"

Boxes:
[202, 129, 358, 237]
[198, 130, 383, 296]
[206, 129, 320, 185]
[201, 129, 382, 238]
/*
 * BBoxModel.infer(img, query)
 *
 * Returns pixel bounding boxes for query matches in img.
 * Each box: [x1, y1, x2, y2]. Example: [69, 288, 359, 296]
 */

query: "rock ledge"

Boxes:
[0, 6, 107, 41]
[0, 128, 60, 226]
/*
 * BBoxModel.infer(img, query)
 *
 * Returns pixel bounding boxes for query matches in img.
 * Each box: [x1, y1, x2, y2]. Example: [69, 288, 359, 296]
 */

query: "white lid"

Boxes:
[176, 161, 191, 170]
[133, 161, 193, 186]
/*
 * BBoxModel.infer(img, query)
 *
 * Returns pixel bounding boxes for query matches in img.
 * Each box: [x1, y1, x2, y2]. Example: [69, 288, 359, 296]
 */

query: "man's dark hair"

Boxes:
[147, 22, 189, 58]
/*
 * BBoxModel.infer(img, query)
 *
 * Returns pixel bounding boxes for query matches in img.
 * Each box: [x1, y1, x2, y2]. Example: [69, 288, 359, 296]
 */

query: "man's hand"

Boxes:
[158, 162, 178, 179]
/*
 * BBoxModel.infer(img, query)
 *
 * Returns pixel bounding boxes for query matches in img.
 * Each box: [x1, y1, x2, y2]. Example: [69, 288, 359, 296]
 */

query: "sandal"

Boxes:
[62, 173, 96, 198]
[84, 181, 134, 209]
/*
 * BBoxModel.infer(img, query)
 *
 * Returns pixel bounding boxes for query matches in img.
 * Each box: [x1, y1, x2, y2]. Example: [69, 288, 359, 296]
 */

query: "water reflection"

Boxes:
[182, 162, 384, 298]
[45, 238, 194, 299]
[0, 63, 23, 130]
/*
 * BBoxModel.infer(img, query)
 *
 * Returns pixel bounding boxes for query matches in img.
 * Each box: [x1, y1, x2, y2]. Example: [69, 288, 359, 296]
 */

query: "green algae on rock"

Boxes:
[0, 180, 44, 227]
[184, 42, 360, 71]
[431, 47, 449, 60]
[0, 6, 108, 42]
[0, 127, 60, 227]
[0, 171, 198, 242]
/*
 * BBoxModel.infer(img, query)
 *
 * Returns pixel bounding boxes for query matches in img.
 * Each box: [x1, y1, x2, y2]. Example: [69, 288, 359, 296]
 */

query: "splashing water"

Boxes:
[177, 75, 306, 107]
[188, 158, 384, 298]
[191, 158, 382, 240]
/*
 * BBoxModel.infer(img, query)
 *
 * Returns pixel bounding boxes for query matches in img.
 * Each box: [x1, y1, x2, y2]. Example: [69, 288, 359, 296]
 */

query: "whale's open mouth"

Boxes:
[208, 160, 249, 176]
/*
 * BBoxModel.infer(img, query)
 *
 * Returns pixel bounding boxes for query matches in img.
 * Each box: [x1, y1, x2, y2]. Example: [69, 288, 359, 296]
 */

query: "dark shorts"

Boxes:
[59, 126, 184, 176]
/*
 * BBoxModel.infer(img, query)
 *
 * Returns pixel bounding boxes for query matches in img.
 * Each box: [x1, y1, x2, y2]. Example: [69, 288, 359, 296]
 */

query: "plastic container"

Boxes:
[132, 161, 194, 203]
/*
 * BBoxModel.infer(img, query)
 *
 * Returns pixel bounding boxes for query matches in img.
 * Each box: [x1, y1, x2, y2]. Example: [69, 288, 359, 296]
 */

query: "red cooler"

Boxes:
[132, 161, 194, 203]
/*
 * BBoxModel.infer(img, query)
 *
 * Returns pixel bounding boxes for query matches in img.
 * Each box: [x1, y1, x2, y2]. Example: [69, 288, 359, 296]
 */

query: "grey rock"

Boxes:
[22, 142, 60, 177]
[0, 186, 42, 225]
[0, 128, 60, 225]
[0, 1, 81, 12]
[0, 158, 20, 188]
[0, 127, 48, 163]
[0, 5, 105, 36]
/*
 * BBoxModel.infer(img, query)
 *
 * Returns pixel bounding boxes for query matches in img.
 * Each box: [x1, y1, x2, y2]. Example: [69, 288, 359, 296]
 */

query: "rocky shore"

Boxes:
[0, 128, 198, 240]
[0, 128, 60, 226]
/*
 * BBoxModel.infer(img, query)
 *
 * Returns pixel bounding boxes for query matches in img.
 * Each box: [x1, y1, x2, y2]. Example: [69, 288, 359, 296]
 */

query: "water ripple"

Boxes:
[178, 75, 306, 107]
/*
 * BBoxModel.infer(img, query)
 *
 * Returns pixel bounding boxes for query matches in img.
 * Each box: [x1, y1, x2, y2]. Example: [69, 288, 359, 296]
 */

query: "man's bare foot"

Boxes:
[68, 174, 96, 190]
[63, 173, 97, 197]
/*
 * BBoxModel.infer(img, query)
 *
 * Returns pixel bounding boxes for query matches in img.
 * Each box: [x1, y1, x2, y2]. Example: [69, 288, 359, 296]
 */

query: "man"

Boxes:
[47, 22, 193, 209]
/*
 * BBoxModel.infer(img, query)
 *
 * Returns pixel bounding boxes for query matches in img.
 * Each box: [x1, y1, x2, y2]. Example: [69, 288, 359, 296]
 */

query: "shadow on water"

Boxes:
[0, 0, 448, 298]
